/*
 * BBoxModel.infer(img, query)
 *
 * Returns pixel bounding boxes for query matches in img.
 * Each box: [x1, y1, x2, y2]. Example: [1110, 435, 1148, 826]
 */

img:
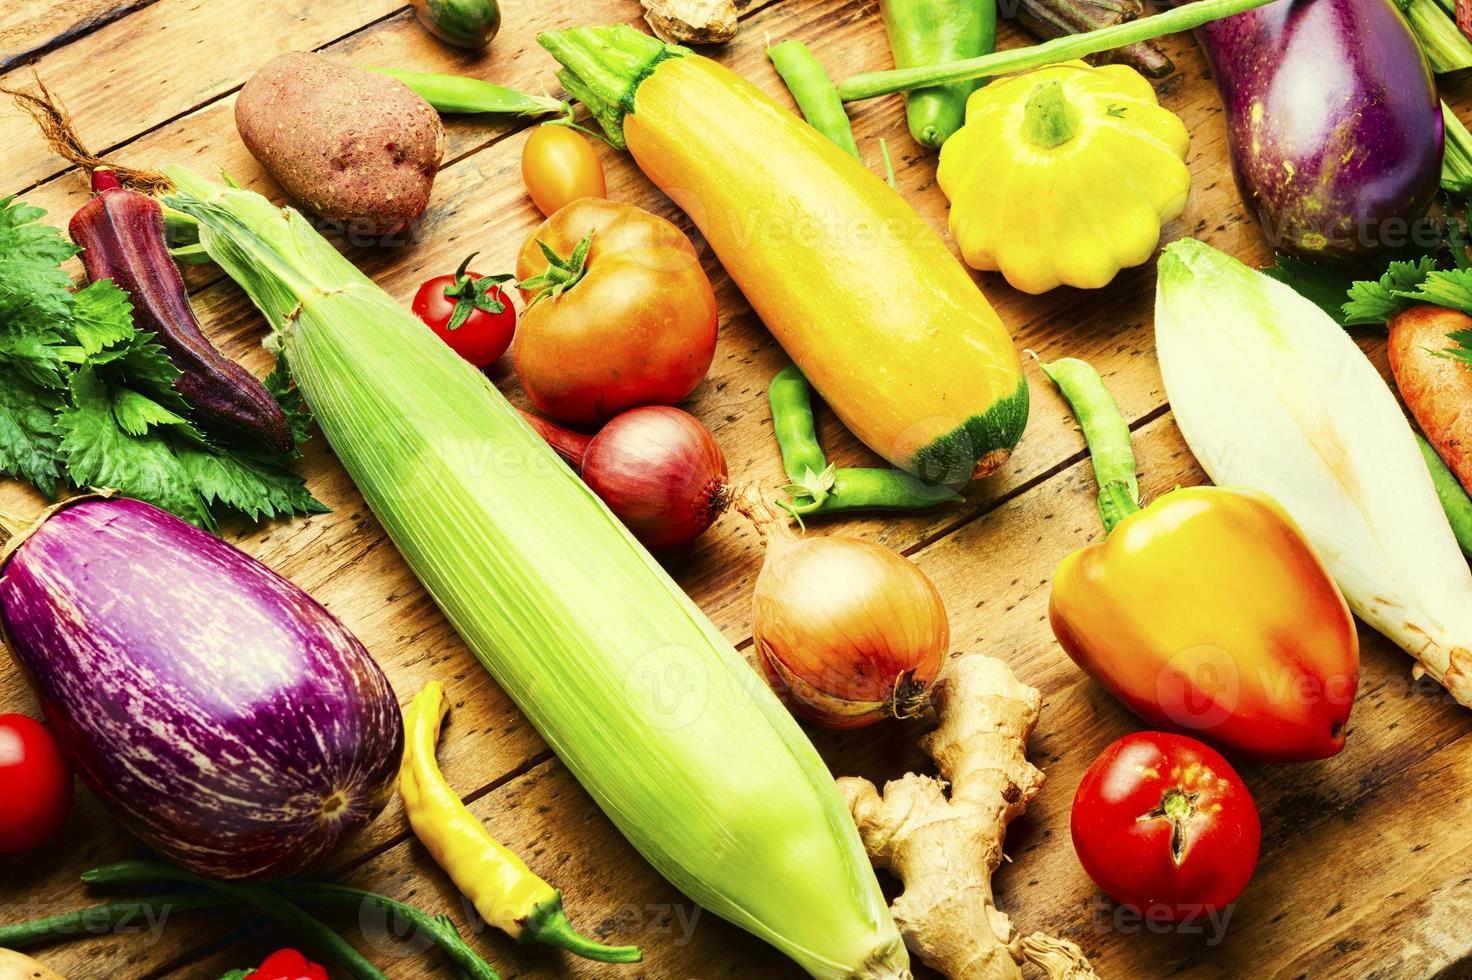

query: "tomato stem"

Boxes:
[517, 232, 593, 308]
[442, 252, 514, 331]
[1143, 787, 1199, 866]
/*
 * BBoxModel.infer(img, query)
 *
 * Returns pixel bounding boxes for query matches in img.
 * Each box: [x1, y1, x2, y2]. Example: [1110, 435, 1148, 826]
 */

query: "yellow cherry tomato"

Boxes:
[521, 124, 606, 217]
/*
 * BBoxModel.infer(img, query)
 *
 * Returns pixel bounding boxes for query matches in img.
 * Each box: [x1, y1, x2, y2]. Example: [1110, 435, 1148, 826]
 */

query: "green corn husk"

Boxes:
[163, 167, 908, 980]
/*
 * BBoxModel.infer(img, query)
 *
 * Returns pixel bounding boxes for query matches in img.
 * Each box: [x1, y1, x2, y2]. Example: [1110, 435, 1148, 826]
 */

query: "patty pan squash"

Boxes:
[937, 61, 1190, 294]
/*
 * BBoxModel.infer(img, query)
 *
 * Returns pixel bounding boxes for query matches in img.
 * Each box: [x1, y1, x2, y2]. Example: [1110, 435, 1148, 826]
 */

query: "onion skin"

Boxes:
[752, 530, 949, 729]
[0, 498, 403, 880]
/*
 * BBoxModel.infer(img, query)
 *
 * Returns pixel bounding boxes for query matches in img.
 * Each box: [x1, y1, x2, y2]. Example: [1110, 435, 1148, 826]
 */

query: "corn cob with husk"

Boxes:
[163, 167, 909, 980]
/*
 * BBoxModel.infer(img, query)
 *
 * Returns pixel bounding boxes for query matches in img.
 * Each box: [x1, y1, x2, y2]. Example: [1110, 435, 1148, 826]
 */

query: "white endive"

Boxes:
[1155, 238, 1472, 705]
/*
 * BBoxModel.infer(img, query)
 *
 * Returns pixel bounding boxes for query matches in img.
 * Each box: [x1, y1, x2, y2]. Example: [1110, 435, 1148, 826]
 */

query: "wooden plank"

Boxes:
[152, 417, 1472, 980]
[3, 0, 1472, 977]
[0, 0, 158, 70]
[0, 0, 405, 192]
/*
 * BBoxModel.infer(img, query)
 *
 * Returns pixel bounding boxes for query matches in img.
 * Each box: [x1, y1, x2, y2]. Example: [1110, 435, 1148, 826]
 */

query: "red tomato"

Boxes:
[1071, 732, 1260, 920]
[412, 253, 517, 368]
[512, 198, 717, 426]
[521, 124, 606, 217]
[247, 947, 328, 980]
[0, 713, 72, 853]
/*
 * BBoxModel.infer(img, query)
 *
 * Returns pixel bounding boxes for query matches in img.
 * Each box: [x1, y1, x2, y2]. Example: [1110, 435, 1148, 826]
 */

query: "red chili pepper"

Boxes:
[247, 948, 329, 980]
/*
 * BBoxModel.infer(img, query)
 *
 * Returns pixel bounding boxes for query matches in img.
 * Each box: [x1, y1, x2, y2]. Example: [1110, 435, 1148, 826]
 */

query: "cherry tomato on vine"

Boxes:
[412, 253, 517, 368]
[0, 713, 72, 854]
[1071, 731, 1260, 920]
[521, 124, 606, 217]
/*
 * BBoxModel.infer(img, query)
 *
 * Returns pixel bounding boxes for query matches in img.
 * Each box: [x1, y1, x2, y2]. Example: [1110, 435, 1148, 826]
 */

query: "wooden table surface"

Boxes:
[3, 1, 1472, 978]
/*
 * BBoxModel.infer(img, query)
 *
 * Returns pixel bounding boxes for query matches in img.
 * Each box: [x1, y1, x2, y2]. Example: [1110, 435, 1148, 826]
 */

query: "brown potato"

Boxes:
[235, 52, 444, 236]
[1389, 304, 1472, 493]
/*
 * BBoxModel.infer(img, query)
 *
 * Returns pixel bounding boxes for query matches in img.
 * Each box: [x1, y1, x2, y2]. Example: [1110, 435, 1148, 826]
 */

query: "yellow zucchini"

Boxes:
[541, 26, 1028, 484]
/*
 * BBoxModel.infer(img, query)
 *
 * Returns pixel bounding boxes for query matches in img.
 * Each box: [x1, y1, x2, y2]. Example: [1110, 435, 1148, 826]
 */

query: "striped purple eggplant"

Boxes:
[1195, 0, 1443, 264]
[0, 497, 402, 880]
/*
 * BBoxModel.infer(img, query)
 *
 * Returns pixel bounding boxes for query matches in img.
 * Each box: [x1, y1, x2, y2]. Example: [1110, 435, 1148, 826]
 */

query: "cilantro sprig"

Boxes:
[0, 196, 323, 529]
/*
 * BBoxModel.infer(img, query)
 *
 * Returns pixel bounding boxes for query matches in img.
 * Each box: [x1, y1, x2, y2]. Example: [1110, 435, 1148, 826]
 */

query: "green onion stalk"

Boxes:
[837, 0, 1278, 101]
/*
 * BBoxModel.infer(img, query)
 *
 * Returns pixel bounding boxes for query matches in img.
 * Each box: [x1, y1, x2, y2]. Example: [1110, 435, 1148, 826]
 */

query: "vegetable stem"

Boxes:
[1398, 0, 1472, 72]
[83, 861, 386, 980]
[1040, 357, 1139, 533]
[271, 881, 502, 980]
[768, 40, 860, 159]
[1021, 80, 1079, 148]
[1443, 102, 1472, 197]
[0, 894, 238, 949]
[837, 0, 1276, 101]
[523, 894, 643, 963]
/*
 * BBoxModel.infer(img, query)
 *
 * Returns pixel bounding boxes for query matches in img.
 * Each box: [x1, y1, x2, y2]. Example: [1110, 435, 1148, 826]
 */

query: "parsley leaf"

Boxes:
[264, 353, 314, 450]
[0, 381, 63, 496]
[1262, 254, 1355, 324]
[57, 365, 213, 529]
[177, 442, 327, 523]
[1446, 329, 1472, 368]
[0, 196, 324, 527]
[71, 279, 138, 355]
[1396, 266, 1472, 314]
[1342, 257, 1439, 325]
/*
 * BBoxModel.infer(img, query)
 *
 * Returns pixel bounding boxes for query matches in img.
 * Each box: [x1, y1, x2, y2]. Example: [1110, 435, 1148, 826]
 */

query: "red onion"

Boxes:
[520, 406, 731, 550]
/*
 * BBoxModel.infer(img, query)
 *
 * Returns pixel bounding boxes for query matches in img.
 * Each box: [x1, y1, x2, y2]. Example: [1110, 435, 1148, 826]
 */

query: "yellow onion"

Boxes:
[740, 494, 949, 729]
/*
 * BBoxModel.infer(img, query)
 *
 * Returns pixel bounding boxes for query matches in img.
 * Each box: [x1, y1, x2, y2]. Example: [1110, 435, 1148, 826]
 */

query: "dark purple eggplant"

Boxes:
[0, 497, 402, 880]
[1193, 0, 1443, 264]
[69, 170, 294, 453]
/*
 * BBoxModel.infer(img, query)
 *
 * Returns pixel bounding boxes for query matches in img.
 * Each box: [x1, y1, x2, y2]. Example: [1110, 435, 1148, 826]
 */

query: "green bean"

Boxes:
[767, 41, 860, 159]
[769, 364, 965, 515]
[84, 861, 385, 980]
[1418, 433, 1472, 557]
[0, 894, 237, 949]
[271, 881, 501, 980]
[837, 0, 1276, 102]
[769, 364, 829, 486]
[790, 467, 964, 516]
[367, 67, 569, 119]
[1040, 357, 1139, 533]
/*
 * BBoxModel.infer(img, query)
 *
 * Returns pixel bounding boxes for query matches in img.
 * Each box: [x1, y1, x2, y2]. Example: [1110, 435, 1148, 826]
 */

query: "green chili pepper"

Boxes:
[768, 364, 964, 516]
[767, 41, 860, 159]
[879, 0, 997, 149]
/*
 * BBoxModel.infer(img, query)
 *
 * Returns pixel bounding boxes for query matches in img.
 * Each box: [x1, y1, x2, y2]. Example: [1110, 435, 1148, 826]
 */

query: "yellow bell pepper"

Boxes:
[1041, 359, 1359, 763]
[937, 61, 1191, 293]
[399, 682, 640, 963]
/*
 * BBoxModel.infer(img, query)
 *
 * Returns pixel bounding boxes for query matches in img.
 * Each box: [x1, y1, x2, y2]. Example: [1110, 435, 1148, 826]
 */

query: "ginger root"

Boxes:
[838, 655, 1099, 980]
[639, 0, 738, 44]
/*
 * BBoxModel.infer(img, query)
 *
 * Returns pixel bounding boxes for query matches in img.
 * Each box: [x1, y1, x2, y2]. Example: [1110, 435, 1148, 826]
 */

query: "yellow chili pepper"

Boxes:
[1041, 359, 1359, 763]
[400, 682, 641, 963]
